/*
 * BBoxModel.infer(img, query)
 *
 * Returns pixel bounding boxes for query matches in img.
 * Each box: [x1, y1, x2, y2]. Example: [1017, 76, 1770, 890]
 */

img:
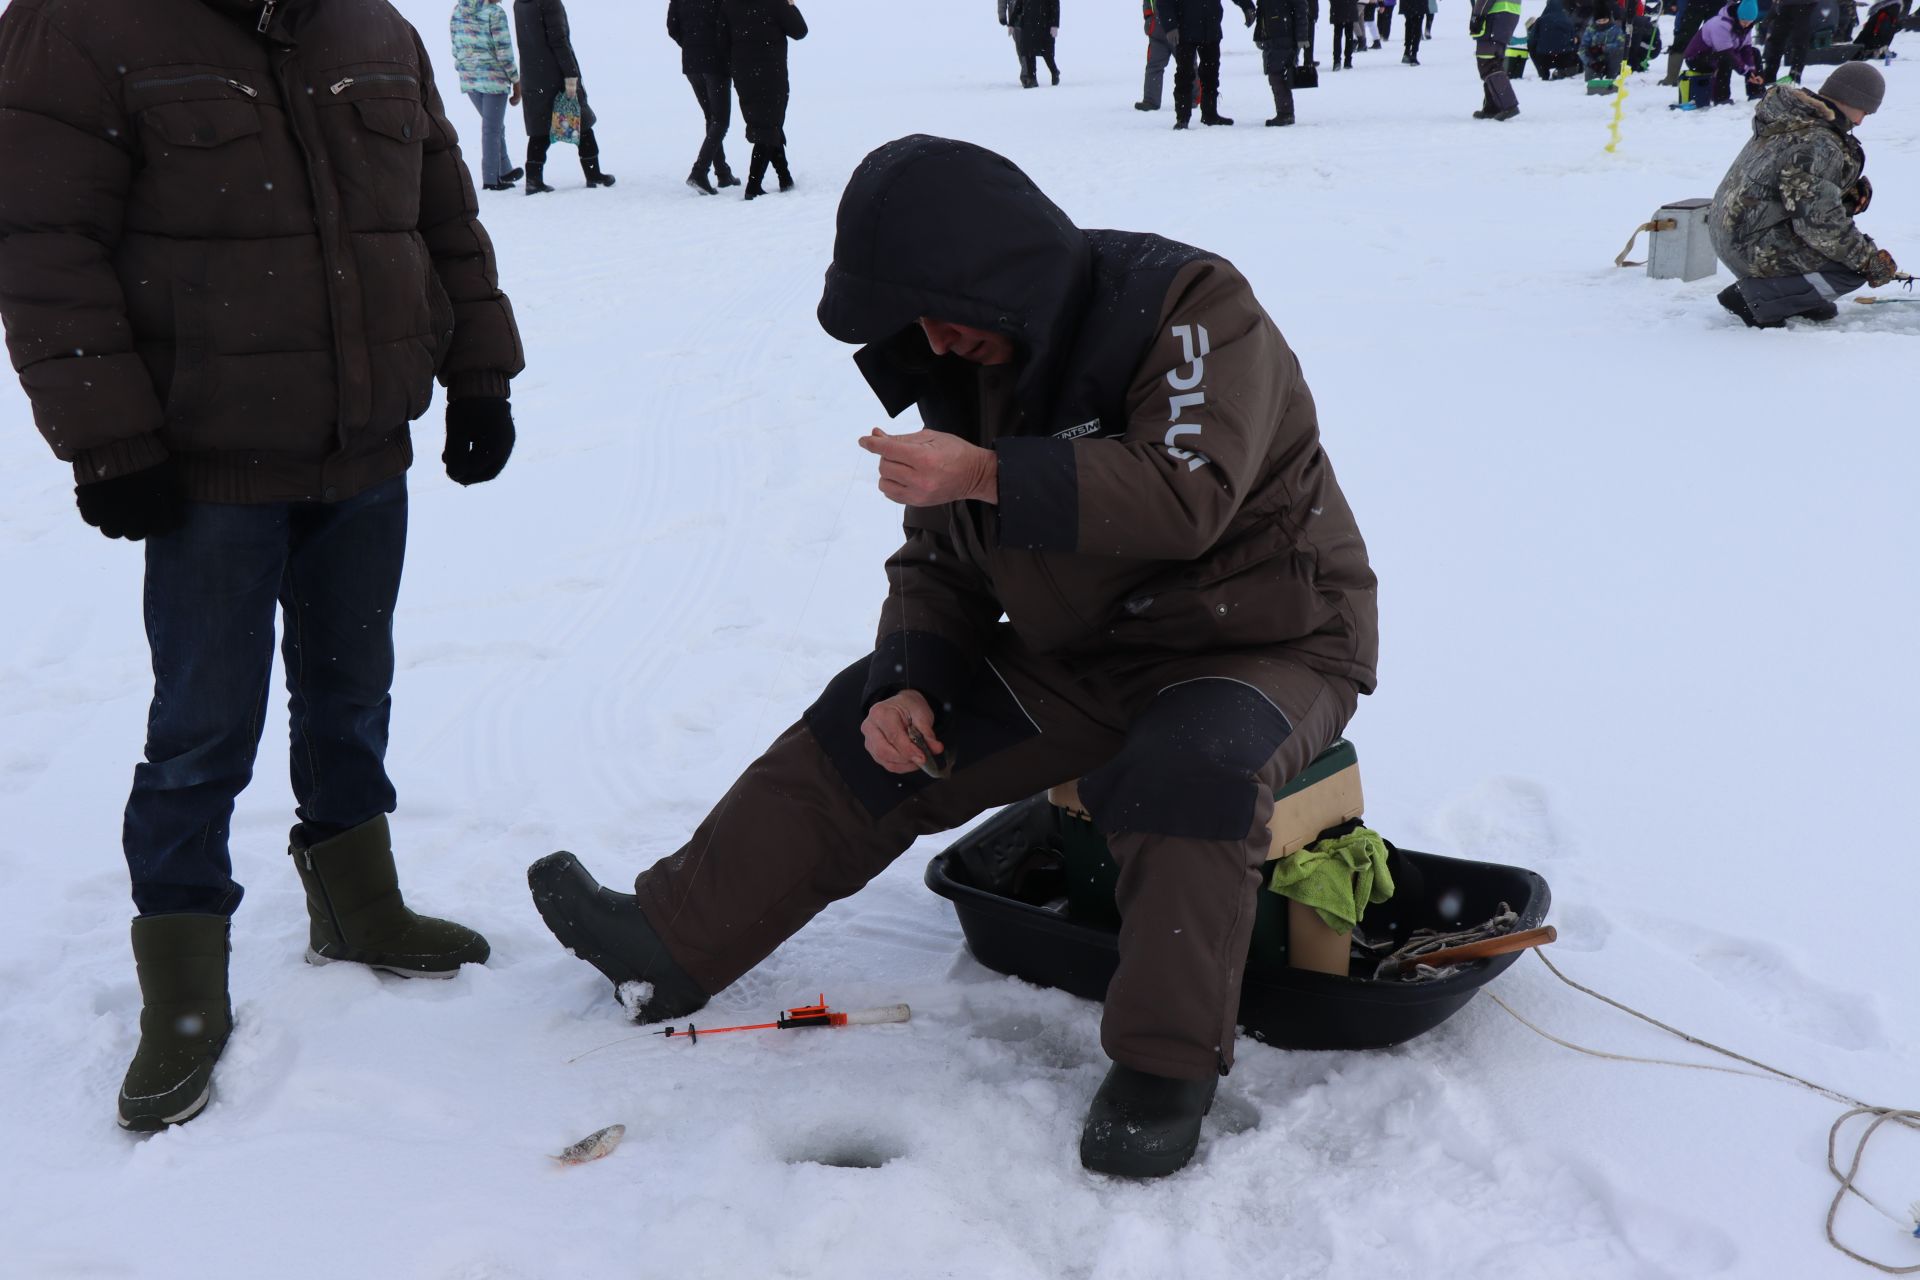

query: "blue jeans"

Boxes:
[123, 477, 409, 916]
[466, 90, 514, 185]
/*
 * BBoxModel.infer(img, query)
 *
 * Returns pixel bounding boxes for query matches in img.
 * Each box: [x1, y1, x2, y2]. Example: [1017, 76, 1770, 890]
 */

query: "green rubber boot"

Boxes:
[118, 914, 232, 1132]
[291, 815, 489, 978]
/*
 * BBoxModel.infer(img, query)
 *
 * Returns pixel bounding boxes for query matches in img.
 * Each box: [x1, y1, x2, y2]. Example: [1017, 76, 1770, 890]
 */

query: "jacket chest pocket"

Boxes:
[128, 80, 277, 239]
[320, 72, 429, 229]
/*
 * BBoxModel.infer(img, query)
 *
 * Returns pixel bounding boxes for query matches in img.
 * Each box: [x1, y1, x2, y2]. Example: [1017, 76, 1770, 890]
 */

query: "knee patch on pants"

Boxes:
[1079, 679, 1292, 841]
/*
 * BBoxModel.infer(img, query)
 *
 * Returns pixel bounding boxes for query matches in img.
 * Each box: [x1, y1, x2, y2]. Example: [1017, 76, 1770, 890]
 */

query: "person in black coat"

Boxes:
[669, 0, 738, 194]
[1330, 0, 1365, 67]
[721, 0, 807, 200]
[1527, 0, 1583, 77]
[1255, 0, 1312, 123]
[1162, 0, 1240, 127]
[513, 0, 614, 192]
[1399, 0, 1427, 59]
[1007, 0, 1061, 87]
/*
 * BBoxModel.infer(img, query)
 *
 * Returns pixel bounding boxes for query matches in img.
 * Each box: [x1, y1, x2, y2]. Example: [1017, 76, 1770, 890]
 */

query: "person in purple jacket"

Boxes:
[1683, 0, 1764, 106]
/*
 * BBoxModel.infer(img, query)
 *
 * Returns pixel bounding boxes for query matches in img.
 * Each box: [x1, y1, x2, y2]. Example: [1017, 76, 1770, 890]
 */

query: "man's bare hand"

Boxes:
[858, 429, 998, 507]
[862, 689, 945, 774]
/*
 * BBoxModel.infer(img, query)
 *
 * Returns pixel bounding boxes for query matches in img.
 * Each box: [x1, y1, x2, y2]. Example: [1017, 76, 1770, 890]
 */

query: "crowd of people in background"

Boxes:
[1103, 0, 1906, 127]
[1117, 0, 1517, 124]
[450, 0, 807, 201]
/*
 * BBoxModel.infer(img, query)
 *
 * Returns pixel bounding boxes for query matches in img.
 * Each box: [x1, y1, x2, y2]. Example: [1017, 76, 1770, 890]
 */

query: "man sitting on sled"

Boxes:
[527, 134, 1378, 1179]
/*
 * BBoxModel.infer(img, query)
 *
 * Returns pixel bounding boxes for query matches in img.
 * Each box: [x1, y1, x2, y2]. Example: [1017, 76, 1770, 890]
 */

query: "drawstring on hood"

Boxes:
[817, 135, 1093, 430]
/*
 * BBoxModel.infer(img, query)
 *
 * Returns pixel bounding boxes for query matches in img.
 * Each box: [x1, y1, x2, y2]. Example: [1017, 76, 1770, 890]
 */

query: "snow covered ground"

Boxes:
[2, 1, 1917, 1275]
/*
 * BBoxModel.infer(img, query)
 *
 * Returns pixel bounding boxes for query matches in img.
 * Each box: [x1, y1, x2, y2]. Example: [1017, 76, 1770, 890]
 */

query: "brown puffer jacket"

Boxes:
[0, 0, 524, 503]
[819, 137, 1378, 710]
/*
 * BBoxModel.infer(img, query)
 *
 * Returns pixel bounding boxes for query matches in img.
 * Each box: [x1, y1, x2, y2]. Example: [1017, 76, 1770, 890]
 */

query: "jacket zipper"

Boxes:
[129, 74, 258, 98]
[330, 73, 420, 95]
[257, 1, 276, 33]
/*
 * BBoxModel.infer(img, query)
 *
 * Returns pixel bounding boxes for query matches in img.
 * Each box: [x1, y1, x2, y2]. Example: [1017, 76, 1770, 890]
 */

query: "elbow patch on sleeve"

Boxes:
[993, 436, 1078, 552]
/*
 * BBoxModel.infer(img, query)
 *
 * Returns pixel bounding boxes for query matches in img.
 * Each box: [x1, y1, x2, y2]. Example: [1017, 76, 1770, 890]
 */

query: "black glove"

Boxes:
[1843, 175, 1871, 216]
[443, 396, 515, 486]
[74, 460, 187, 542]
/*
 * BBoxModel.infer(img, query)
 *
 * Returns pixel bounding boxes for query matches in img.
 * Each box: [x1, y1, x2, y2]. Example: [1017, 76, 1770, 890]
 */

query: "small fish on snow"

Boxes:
[552, 1124, 625, 1166]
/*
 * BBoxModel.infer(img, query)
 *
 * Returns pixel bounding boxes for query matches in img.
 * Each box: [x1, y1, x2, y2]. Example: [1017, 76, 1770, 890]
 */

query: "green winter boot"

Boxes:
[291, 815, 489, 978]
[118, 913, 232, 1132]
[1079, 1063, 1217, 1178]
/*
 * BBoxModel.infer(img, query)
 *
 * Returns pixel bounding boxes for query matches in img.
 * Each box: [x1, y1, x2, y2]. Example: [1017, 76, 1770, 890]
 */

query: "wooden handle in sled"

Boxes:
[1397, 925, 1557, 973]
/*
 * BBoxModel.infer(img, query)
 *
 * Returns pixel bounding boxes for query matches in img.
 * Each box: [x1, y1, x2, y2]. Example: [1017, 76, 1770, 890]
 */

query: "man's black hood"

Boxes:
[817, 135, 1093, 425]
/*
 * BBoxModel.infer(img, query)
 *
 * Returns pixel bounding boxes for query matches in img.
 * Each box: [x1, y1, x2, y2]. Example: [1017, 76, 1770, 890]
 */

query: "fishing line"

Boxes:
[1491, 950, 1920, 1274]
[561, 462, 865, 1042]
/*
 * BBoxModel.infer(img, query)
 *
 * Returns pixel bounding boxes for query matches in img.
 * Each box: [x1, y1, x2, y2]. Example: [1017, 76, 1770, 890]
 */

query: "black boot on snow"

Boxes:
[772, 150, 794, 192]
[1800, 300, 1839, 322]
[582, 155, 616, 188]
[714, 158, 741, 187]
[292, 816, 490, 977]
[1266, 75, 1295, 126]
[526, 852, 710, 1023]
[1079, 1063, 1217, 1178]
[524, 163, 554, 195]
[1173, 115, 1191, 130]
[687, 166, 717, 195]
[119, 914, 232, 1132]
[1717, 283, 1784, 329]
[1200, 111, 1234, 125]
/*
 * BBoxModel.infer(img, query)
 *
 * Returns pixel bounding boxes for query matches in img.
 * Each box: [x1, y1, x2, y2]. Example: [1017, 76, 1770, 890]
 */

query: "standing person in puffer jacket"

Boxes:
[513, 0, 614, 192]
[669, 0, 739, 194]
[1257, 0, 1312, 123]
[527, 134, 1379, 1182]
[1138, 0, 1175, 109]
[451, 0, 523, 190]
[1162, 0, 1236, 128]
[0, 0, 524, 1132]
[1009, 0, 1062, 88]
[1470, 0, 1524, 117]
[1711, 65, 1901, 326]
[723, 0, 807, 199]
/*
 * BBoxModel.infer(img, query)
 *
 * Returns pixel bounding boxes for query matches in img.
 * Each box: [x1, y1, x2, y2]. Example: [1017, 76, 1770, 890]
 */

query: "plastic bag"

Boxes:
[549, 92, 582, 147]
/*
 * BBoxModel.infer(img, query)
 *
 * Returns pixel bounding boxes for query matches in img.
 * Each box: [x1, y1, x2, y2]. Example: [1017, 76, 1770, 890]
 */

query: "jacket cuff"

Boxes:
[862, 630, 977, 713]
[447, 370, 513, 400]
[993, 436, 1079, 552]
[71, 434, 168, 485]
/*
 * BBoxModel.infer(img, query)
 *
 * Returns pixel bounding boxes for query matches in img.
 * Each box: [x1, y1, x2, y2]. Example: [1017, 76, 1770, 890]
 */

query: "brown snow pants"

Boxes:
[633, 627, 1358, 1079]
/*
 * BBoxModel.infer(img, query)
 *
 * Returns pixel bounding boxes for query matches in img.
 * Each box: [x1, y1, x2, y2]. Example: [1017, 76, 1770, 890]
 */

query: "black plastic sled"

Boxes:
[926, 794, 1552, 1052]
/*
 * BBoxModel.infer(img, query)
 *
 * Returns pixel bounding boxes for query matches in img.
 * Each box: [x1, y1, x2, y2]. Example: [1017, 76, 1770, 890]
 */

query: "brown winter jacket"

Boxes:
[818, 137, 1378, 712]
[0, 0, 524, 503]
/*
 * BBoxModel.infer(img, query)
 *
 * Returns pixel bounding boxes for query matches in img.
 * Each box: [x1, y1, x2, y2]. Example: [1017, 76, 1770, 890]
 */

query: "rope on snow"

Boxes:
[1489, 949, 1920, 1274]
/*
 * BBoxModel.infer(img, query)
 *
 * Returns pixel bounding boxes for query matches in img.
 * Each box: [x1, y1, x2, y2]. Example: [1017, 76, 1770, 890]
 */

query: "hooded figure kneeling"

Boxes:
[1711, 64, 1901, 327]
[527, 135, 1379, 1180]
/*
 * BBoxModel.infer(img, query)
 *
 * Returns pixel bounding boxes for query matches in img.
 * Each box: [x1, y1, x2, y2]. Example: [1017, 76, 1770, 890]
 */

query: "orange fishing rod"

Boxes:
[657, 995, 911, 1043]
